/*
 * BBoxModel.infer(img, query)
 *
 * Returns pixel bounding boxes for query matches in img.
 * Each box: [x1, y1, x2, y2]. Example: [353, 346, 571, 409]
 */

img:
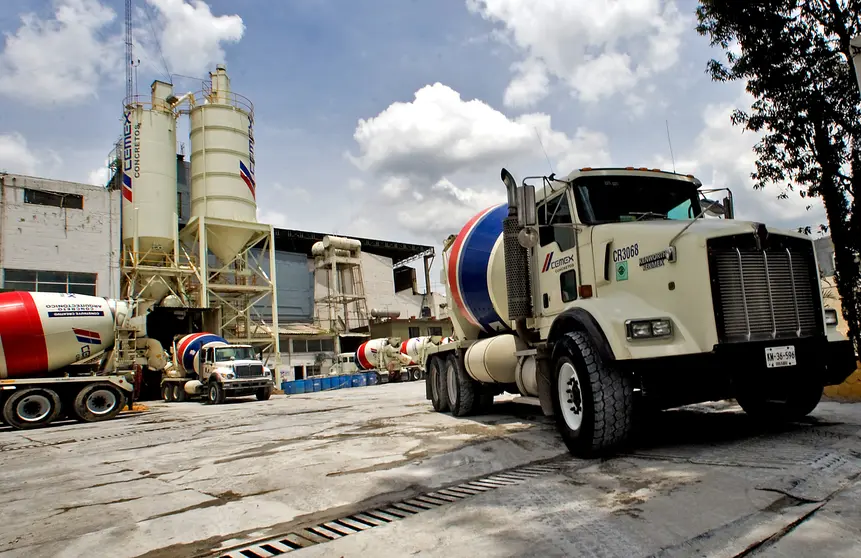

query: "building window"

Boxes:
[24, 188, 84, 210]
[428, 326, 443, 336]
[3, 269, 97, 295]
[408, 326, 420, 338]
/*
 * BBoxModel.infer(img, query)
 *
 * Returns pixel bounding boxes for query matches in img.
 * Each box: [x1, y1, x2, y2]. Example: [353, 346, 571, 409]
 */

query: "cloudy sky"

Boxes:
[0, 0, 828, 291]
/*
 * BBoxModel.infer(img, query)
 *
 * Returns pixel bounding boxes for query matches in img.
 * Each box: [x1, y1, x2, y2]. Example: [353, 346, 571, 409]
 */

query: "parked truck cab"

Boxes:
[424, 166, 858, 458]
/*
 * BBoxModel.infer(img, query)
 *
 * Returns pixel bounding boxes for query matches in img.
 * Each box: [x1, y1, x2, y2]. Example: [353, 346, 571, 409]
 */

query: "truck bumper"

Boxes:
[222, 379, 273, 394]
[619, 336, 857, 409]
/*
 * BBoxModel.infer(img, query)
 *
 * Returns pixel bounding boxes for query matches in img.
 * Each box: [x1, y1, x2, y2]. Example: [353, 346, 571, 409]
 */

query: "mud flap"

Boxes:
[536, 357, 555, 416]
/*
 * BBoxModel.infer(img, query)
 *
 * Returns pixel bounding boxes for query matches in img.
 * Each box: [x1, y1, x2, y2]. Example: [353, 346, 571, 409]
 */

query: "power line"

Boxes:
[142, 1, 172, 83]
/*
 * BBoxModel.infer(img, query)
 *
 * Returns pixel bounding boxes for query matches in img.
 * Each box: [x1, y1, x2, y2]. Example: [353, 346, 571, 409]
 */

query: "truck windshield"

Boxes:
[215, 347, 255, 361]
[572, 175, 701, 225]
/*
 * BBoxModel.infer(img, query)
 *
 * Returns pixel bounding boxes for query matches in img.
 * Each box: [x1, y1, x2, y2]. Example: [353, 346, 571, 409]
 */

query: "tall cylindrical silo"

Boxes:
[189, 64, 258, 264]
[121, 80, 178, 265]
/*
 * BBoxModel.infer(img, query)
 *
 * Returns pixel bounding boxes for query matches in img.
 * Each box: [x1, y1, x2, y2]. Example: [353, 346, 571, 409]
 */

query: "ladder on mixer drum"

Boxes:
[113, 326, 139, 372]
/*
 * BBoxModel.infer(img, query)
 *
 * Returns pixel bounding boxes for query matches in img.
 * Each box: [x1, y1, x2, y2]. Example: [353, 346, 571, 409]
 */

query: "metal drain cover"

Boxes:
[216, 463, 561, 557]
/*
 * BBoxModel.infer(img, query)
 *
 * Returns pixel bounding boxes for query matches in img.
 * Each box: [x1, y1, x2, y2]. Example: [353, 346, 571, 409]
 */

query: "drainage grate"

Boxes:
[215, 462, 561, 557]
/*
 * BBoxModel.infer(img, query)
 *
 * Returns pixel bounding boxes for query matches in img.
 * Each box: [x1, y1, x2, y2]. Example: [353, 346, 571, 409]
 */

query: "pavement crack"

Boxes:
[731, 502, 826, 557]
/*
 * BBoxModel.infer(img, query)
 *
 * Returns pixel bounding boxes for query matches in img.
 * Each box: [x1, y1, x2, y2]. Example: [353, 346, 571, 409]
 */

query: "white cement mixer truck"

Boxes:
[0, 291, 144, 429]
[160, 333, 274, 404]
[423, 166, 858, 458]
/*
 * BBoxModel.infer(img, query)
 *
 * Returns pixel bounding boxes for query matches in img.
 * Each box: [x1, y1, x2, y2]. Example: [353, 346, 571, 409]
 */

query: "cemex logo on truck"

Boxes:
[541, 252, 575, 273]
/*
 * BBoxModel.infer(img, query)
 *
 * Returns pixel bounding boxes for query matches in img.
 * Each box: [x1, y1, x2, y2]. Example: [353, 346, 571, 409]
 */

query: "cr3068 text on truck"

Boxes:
[424, 166, 857, 457]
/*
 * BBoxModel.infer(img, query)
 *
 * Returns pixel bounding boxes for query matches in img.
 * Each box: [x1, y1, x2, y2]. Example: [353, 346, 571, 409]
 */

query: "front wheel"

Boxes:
[552, 331, 634, 458]
[256, 386, 273, 401]
[206, 381, 226, 405]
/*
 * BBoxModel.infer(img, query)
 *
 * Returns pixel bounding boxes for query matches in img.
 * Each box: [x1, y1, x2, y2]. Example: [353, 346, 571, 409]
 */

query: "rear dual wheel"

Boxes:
[2, 388, 62, 429]
[70, 384, 126, 423]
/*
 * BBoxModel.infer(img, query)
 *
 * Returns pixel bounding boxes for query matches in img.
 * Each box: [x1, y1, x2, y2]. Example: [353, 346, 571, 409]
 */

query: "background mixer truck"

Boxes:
[0, 291, 152, 429]
[423, 166, 857, 458]
[160, 333, 274, 405]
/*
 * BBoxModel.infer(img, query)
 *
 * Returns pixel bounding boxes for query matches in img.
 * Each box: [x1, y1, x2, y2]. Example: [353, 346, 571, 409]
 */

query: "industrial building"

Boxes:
[0, 168, 449, 382]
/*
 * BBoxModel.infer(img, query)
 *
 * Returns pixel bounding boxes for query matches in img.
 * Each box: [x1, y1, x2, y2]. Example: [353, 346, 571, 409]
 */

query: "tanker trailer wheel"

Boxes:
[161, 384, 173, 402]
[171, 383, 186, 403]
[444, 353, 476, 417]
[71, 384, 126, 423]
[256, 385, 273, 401]
[735, 380, 823, 423]
[552, 331, 634, 458]
[2, 388, 62, 429]
[428, 356, 449, 412]
[206, 381, 226, 405]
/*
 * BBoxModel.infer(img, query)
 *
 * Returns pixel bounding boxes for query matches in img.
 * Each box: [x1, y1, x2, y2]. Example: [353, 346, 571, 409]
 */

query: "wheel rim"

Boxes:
[446, 361, 457, 406]
[163, 386, 171, 401]
[173, 385, 181, 399]
[86, 389, 118, 416]
[209, 385, 218, 401]
[16, 394, 52, 422]
[558, 362, 584, 431]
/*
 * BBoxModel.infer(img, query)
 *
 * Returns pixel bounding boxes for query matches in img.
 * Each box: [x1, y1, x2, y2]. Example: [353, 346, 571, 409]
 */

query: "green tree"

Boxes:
[697, 0, 860, 354]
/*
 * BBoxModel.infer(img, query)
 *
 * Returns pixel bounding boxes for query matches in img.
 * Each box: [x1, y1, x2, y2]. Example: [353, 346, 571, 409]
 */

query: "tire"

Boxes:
[444, 353, 476, 417]
[736, 381, 823, 423]
[411, 369, 421, 381]
[71, 383, 126, 423]
[429, 356, 449, 412]
[172, 383, 186, 402]
[256, 386, 273, 401]
[2, 388, 62, 429]
[552, 331, 634, 458]
[161, 384, 172, 402]
[206, 381, 226, 405]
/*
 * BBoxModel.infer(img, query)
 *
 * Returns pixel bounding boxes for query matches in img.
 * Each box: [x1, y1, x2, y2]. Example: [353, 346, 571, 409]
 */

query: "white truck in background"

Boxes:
[423, 166, 858, 458]
[160, 333, 274, 404]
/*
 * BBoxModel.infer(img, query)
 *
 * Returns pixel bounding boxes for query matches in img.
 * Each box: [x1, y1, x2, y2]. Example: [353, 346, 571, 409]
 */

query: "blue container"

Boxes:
[366, 372, 379, 386]
[312, 378, 322, 392]
[322, 376, 333, 391]
[282, 381, 294, 394]
[338, 375, 350, 389]
[351, 374, 367, 388]
[293, 380, 306, 394]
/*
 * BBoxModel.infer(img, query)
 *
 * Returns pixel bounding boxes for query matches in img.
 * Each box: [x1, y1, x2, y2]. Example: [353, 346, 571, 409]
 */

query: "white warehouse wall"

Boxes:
[0, 174, 121, 298]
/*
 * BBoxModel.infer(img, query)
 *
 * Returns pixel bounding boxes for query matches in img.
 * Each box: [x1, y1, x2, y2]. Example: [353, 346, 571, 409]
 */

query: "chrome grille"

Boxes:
[234, 364, 265, 378]
[709, 235, 821, 343]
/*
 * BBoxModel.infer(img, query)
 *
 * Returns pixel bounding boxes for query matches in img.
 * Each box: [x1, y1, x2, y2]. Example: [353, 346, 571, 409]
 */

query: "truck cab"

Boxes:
[423, 166, 858, 458]
[330, 353, 359, 376]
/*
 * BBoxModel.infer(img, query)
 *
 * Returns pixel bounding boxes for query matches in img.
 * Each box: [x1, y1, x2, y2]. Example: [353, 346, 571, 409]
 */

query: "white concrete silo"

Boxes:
[122, 80, 178, 261]
[188, 64, 258, 264]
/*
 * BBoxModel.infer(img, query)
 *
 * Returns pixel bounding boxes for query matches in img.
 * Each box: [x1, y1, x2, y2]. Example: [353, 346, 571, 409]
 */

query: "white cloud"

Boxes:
[347, 82, 610, 240]
[140, 0, 244, 77]
[0, 0, 243, 106]
[88, 166, 110, 187]
[653, 88, 827, 231]
[0, 0, 121, 105]
[466, 0, 687, 107]
[0, 133, 40, 175]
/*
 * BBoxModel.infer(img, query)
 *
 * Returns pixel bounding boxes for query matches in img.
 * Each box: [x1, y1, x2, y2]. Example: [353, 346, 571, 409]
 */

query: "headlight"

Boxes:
[824, 308, 839, 327]
[626, 318, 673, 340]
[263, 368, 271, 377]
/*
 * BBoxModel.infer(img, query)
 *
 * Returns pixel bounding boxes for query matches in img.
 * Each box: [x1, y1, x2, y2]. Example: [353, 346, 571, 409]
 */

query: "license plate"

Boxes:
[765, 345, 797, 368]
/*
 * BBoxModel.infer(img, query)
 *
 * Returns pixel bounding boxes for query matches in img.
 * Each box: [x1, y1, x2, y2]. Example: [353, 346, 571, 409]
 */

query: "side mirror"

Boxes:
[518, 185, 537, 226]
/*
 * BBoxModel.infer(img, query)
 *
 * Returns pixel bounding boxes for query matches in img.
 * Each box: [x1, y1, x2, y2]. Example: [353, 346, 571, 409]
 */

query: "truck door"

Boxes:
[535, 189, 580, 318]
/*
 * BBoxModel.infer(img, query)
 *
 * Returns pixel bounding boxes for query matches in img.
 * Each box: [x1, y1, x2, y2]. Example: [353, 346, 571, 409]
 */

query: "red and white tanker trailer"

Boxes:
[423, 166, 857, 458]
[0, 291, 140, 429]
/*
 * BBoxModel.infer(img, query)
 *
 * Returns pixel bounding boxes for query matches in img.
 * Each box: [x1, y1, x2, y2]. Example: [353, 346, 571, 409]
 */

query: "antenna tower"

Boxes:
[125, 0, 133, 101]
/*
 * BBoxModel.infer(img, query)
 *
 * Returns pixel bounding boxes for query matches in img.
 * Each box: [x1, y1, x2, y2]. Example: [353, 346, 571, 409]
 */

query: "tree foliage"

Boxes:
[697, 0, 861, 354]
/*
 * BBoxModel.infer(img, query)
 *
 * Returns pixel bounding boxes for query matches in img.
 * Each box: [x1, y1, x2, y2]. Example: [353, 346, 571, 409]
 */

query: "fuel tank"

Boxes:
[445, 203, 512, 340]
[0, 291, 119, 378]
[175, 332, 227, 375]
